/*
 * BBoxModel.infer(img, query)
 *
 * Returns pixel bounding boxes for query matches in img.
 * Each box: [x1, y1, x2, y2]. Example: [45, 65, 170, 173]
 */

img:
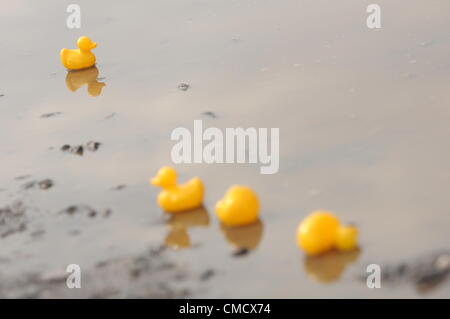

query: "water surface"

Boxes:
[1, 0, 450, 297]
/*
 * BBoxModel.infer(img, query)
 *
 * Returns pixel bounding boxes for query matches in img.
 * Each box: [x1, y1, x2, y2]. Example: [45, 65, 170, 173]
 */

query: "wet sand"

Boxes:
[1, 0, 450, 297]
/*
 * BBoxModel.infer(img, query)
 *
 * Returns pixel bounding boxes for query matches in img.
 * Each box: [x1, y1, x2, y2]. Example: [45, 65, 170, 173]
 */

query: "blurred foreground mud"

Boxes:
[0, 245, 192, 298]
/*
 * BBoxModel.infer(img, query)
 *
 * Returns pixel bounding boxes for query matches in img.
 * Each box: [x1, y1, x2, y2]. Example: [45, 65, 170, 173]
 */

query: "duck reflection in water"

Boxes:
[65, 66, 106, 97]
[220, 219, 264, 255]
[164, 206, 210, 250]
[303, 249, 360, 284]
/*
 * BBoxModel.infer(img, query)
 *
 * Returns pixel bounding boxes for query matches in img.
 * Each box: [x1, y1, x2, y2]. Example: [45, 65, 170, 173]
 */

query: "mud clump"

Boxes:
[86, 141, 101, 152]
[177, 83, 190, 91]
[110, 184, 126, 191]
[61, 141, 102, 156]
[105, 113, 116, 119]
[40, 112, 62, 119]
[201, 111, 217, 119]
[59, 205, 112, 218]
[199, 269, 215, 281]
[60, 144, 71, 151]
[38, 179, 53, 190]
[232, 248, 249, 257]
[0, 201, 27, 238]
[22, 179, 54, 191]
[70, 145, 84, 156]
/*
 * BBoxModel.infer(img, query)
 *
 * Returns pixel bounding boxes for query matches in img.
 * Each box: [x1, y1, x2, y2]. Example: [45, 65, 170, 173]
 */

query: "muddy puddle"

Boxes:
[1, 0, 450, 298]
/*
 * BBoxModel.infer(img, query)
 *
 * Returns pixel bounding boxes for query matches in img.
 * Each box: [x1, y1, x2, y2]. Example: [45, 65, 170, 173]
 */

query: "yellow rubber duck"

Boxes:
[60, 36, 97, 71]
[296, 211, 358, 256]
[215, 185, 259, 227]
[65, 66, 106, 97]
[150, 166, 204, 213]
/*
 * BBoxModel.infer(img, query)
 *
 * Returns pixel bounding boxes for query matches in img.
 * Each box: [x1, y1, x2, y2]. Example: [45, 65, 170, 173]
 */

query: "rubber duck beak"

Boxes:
[91, 42, 97, 49]
[150, 177, 161, 186]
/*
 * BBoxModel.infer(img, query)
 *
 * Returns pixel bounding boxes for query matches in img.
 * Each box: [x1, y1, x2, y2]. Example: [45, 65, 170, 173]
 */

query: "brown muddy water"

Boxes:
[1, 0, 450, 298]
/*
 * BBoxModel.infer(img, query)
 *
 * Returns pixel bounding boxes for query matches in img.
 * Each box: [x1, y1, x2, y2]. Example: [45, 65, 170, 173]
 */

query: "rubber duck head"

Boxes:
[77, 36, 97, 51]
[150, 166, 177, 189]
